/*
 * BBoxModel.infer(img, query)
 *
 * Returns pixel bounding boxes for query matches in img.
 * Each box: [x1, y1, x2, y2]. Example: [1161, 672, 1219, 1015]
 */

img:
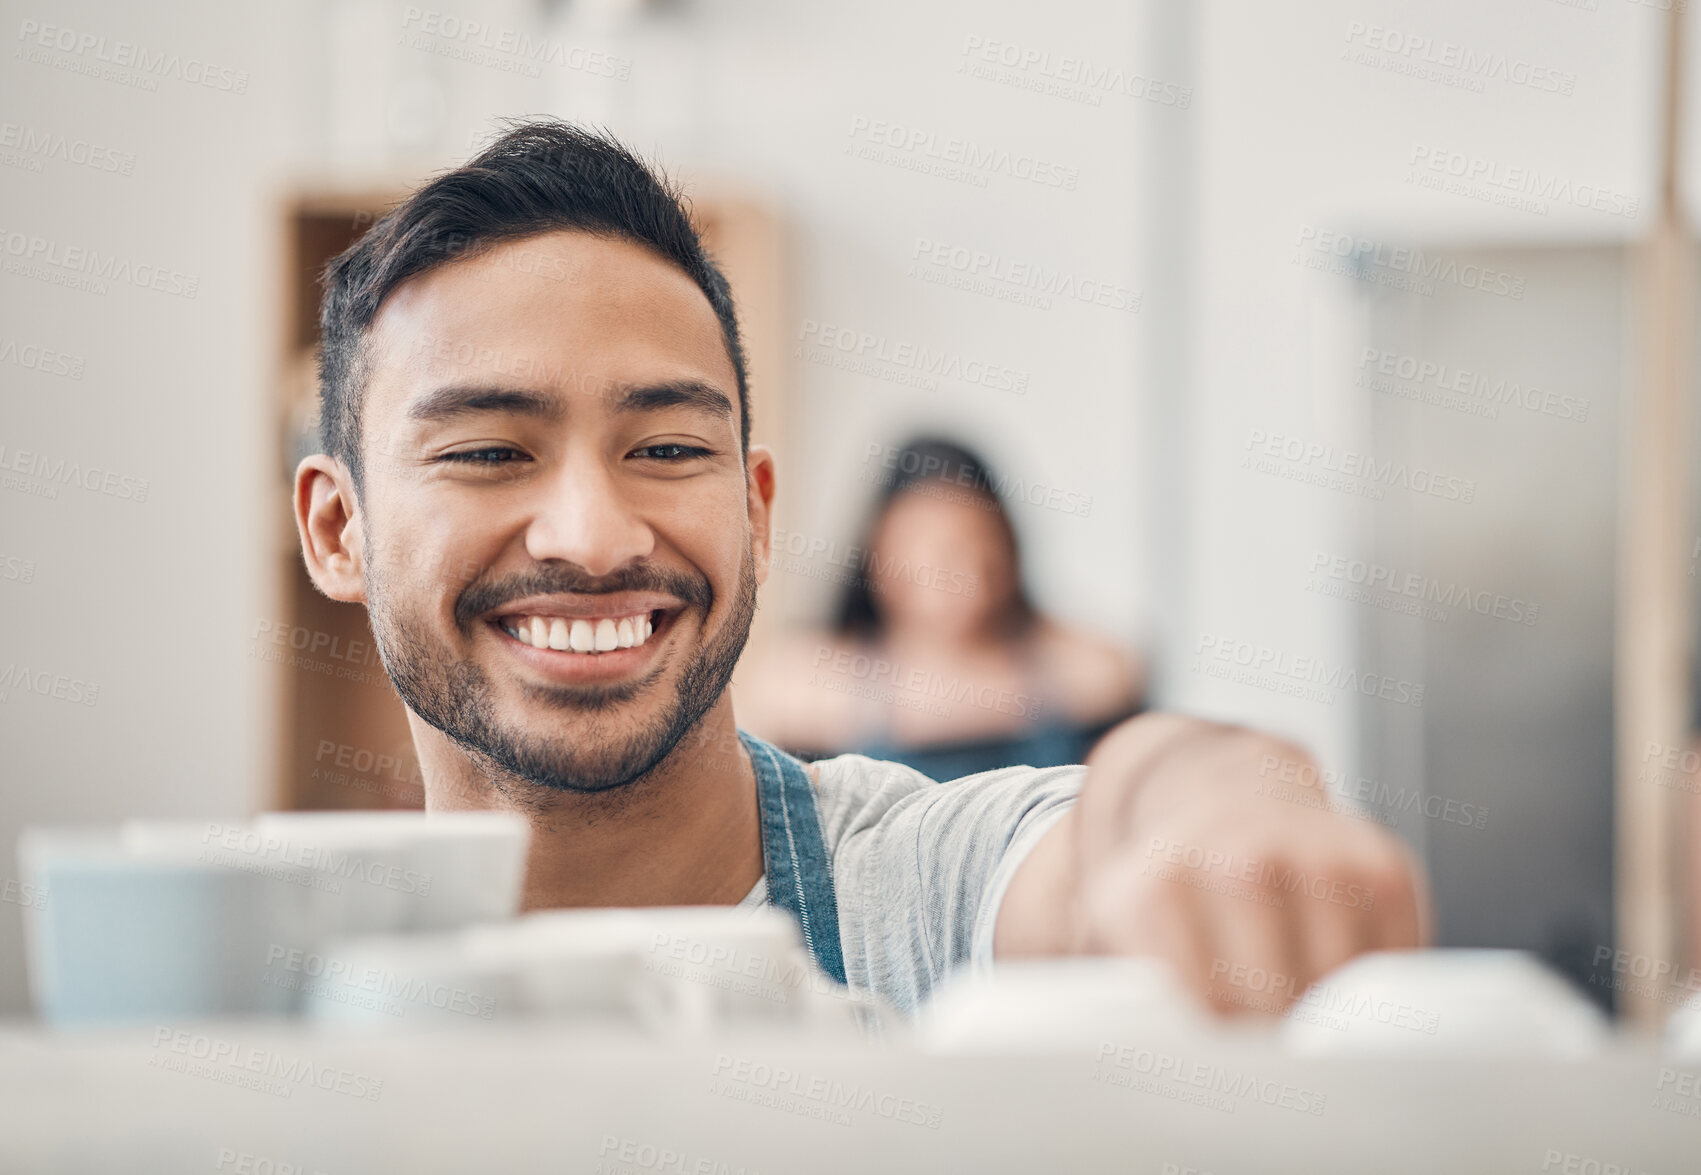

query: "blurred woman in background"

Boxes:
[738, 438, 1144, 779]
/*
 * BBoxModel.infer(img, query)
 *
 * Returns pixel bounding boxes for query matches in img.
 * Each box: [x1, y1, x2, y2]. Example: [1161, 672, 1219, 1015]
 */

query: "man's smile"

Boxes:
[499, 611, 655, 653]
[484, 591, 688, 684]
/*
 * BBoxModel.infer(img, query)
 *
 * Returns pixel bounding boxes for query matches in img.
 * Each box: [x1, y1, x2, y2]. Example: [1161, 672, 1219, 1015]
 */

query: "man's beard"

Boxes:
[365, 545, 758, 795]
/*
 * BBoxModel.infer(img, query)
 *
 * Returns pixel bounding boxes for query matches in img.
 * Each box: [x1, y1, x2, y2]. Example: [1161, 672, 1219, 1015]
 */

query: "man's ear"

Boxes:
[294, 454, 368, 603]
[745, 443, 777, 586]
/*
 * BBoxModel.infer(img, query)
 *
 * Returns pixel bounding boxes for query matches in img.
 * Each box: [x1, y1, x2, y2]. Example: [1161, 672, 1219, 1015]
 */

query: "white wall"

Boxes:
[1169, 0, 1656, 770]
[0, 0, 311, 1011]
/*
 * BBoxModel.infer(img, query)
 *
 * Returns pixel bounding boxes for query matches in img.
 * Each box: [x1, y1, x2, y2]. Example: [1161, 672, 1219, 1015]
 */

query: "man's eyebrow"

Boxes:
[613, 380, 735, 419]
[403, 380, 734, 425]
[405, 385, 564, 424]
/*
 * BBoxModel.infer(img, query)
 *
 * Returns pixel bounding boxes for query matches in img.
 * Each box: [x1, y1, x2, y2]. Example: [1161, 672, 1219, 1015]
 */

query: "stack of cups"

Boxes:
[18, 810, 530, 1025]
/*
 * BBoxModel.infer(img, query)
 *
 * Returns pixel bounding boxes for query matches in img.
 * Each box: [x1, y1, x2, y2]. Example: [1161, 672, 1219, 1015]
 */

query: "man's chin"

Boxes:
[466, 731, 672, 794]
[443, 686, 697, 793]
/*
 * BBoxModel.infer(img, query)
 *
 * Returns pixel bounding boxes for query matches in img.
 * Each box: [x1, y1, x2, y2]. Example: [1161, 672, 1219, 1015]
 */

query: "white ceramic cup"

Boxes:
[19, 827, 309, 1023]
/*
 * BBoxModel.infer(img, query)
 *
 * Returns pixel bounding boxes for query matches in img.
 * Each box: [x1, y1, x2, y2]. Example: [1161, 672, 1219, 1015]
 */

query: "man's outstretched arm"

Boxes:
[994, 713, 1431, 1012]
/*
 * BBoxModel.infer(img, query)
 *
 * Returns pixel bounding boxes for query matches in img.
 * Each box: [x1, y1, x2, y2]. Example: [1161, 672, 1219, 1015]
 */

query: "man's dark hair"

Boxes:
[317, 120, 750, 494]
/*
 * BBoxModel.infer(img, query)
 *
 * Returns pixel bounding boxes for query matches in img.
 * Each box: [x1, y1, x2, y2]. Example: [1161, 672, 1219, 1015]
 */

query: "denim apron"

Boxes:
[739, 729, 847, 986]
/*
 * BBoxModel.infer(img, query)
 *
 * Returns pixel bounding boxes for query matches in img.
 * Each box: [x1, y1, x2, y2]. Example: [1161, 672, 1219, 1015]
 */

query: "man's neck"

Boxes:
[409, 699, 764, 910]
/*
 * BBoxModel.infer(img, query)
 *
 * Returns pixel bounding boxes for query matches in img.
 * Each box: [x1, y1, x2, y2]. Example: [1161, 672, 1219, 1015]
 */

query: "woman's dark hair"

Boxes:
[833, 438, 1038, 640]
[317, 119, 750, 498]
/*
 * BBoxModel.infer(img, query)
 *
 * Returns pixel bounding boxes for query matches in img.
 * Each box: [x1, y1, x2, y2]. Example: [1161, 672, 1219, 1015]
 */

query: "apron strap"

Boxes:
[740, 729, 847, 986]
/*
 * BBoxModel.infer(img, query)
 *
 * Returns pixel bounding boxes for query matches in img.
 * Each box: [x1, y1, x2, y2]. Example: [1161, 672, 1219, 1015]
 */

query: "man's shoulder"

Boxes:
[806, 751, 1086, 849]
[808, 750, 934, 794]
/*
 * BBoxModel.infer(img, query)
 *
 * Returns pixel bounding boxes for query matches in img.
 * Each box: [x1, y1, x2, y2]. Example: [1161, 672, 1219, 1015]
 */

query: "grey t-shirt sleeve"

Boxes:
[810, 753, 1084, 1016]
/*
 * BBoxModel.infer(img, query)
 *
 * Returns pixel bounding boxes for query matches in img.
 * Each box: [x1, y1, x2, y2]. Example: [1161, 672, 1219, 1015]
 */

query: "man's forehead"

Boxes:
[363, 230, 736, 413]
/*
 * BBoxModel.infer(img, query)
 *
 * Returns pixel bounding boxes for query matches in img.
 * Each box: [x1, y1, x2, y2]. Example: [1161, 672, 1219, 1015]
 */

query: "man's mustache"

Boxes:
[454, 563, 714, 630]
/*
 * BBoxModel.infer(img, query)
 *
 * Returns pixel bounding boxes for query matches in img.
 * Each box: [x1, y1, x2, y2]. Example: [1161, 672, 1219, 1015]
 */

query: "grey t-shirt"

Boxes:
[735, 751, 1084, 1015]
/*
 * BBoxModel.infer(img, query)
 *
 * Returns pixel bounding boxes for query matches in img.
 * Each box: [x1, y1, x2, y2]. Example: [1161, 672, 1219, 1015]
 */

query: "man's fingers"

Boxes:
[1079, 851, 1213, 996]
[1291, 882, 1370, 1003]
[1363, 843, 1429, 952]
[1065, 714, 1436, 1016]
[1201, 887, 1301, 1016]
[1282, 842, 1423, 998]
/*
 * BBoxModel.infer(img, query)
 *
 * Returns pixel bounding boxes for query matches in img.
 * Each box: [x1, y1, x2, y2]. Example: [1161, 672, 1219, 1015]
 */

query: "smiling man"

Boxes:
[294, 121, 1426, 1016]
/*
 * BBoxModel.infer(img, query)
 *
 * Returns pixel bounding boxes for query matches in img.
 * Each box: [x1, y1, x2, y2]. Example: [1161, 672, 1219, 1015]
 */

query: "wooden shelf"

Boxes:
[271, 190, 417, 812]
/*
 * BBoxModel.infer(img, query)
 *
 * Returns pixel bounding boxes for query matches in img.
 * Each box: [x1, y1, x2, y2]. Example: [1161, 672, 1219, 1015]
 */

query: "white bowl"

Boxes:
[1279, 949, 1607, 1057]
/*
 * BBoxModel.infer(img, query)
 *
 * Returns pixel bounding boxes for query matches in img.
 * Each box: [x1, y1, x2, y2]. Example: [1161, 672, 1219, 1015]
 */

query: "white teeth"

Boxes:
[569, 619, 594, 652]
[505, 612, 656, 653]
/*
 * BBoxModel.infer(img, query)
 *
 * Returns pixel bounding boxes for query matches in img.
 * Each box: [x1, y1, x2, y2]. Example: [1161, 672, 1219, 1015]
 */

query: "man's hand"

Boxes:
[995, 713, 1430, 1014]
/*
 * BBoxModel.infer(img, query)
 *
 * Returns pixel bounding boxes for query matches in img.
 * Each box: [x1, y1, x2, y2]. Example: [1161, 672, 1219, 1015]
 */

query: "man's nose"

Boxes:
[523, 461, 655, 576]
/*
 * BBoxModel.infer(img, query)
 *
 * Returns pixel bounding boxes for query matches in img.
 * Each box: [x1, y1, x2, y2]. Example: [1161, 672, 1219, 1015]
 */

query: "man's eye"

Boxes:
[632, 444, 712, 461]
[440, 447, 527, 464]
